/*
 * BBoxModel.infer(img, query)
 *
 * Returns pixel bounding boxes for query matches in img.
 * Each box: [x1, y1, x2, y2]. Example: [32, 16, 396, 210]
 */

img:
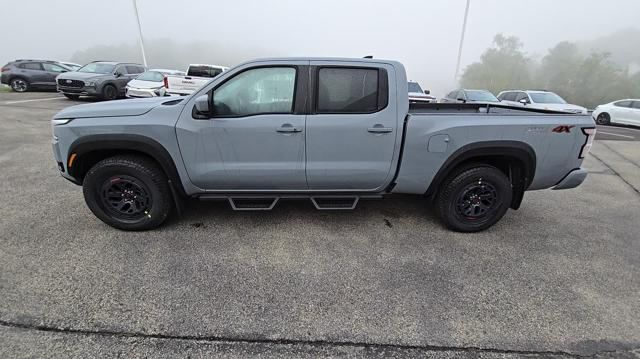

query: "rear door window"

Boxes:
[515, 92, 529, 102]
[21, 62, 43, 70]
[632, 101, 640, 109]
[614, 100, 632, 108]
[42, 63, 67, 73]
[126, 65, 144, 74]
[316, 67, 383, 113]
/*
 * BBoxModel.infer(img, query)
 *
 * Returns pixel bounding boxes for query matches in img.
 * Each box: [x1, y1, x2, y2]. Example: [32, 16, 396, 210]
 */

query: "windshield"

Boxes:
[63, 63, 81, 71]
[466, 90, 499, 102]
[78, 63, 115, 74]
[408, 82, 423, 93]
[529, 92, 567, 104]
[136, 71, 165, 82]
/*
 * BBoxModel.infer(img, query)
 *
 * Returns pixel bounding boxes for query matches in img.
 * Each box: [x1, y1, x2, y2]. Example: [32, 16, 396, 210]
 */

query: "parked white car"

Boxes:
[497, 90, 587, 114]
[592, 99, 640, 126]
[125, 69, 185, 98]
[408, 81, 436, 103]
[165, 64, 228, 96]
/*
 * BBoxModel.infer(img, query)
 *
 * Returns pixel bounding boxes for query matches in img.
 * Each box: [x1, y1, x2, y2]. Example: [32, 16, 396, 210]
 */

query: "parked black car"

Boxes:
[1, 59, 72, 92]
[56, 61, 146, 100]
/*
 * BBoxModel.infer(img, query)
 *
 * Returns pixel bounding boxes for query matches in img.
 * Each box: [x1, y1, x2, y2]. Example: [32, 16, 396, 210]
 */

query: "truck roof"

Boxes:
[244, 57, 398, 64]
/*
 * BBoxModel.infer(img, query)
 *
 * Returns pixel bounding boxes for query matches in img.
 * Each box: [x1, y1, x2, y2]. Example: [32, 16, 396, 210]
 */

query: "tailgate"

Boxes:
[166, 76, 210, 95]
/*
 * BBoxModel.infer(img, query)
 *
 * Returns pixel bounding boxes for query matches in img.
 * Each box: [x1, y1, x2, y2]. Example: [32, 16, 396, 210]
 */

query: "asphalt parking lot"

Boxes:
[0, 92, 639, 358]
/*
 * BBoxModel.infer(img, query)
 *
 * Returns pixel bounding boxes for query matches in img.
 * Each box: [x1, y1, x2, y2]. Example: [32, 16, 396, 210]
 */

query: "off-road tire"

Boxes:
[436, 165, 512, 232]
[82, 155, 172, 231]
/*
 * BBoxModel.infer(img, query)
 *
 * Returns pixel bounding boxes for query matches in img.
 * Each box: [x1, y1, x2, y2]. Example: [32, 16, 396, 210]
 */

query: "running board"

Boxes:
[228, 197, 278, 211]
[196, 194, 380, 211]
[311, 196, 359, 210]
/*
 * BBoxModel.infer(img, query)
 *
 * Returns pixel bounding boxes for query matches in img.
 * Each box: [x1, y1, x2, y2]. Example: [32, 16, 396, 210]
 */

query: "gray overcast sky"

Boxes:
[2, 0, 639, 95]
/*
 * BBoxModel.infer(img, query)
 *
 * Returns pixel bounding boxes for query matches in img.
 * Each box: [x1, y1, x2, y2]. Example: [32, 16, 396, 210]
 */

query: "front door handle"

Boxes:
[277, 124, 302, 133]
[367, 125, 393, 133]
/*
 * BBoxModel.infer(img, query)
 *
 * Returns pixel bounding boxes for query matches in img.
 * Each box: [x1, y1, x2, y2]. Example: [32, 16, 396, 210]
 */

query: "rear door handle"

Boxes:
[367, 126, 393, 133]
[277, 124, 302, 133]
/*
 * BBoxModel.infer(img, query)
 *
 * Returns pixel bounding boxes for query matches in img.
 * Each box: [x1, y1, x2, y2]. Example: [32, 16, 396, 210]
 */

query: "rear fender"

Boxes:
[425, 141, 537, 209]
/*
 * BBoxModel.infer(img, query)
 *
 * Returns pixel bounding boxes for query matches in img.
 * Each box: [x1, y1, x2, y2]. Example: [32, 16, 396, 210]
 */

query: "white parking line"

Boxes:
[598, 131, 635, 139]
[2, 97, 63, 105]
[598, 124, 640, 133]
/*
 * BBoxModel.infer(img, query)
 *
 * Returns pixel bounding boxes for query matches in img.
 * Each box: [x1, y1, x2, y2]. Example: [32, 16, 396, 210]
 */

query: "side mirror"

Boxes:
[114, 71, 123, 78]
[424, 90, 430, 95]
[519, 98, 528, 105]
[194, 94, 210, 115]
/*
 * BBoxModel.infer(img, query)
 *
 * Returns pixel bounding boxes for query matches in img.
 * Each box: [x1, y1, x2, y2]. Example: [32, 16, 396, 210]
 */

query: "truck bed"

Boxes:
[390, 102, 594, 195]
[408, 102, 581, 115]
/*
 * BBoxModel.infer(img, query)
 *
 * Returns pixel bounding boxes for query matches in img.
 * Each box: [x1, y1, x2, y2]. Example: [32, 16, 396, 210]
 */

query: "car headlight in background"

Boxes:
[84, 81, 95, 87]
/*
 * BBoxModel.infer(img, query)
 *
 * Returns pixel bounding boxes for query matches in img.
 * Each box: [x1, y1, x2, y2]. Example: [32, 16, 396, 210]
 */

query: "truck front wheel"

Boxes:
[436, 165, 512, 232]
[82, 155, 173, 231]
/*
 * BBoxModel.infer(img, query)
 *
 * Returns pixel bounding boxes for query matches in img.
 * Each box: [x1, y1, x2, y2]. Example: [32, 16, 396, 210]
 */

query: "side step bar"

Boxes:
[197, 194, 380, 211]
[310, 196, 359, 210]
[228, 197, 278, 211]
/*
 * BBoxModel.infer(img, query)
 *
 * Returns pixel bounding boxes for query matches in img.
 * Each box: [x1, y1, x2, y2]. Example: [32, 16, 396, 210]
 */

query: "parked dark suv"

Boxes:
[1, 59, 72, 92]
[56, 61, 145, 100]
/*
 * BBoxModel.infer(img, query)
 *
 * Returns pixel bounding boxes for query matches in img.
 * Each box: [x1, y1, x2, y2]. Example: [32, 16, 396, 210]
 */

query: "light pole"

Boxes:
[132, 0, 148, 67]
[454, 0, 471, 83]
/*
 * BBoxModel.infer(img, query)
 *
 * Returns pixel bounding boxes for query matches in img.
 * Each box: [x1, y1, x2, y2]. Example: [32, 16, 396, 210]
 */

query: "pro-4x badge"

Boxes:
[552, 125, 575, 133]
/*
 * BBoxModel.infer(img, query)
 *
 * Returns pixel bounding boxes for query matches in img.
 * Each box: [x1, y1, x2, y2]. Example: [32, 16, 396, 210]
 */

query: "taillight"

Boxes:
[579, 127, 596, 158]
[163, 76, 168, 88]
[1, 66, 9, 72]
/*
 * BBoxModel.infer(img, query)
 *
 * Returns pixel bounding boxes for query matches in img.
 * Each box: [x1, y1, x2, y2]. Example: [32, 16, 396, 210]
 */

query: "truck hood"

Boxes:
[53, 97, 177, 119]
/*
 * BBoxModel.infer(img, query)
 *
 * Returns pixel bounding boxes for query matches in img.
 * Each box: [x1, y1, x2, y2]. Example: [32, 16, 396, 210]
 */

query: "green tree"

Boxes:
[571, 52, 629, 108]
[537, 41, 582, 99]
[460, 34, 533, 93]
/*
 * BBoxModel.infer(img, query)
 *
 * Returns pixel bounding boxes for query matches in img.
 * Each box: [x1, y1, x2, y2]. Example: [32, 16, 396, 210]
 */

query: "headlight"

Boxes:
[51, 118, 72, 126]
[84, 81, 95, 87]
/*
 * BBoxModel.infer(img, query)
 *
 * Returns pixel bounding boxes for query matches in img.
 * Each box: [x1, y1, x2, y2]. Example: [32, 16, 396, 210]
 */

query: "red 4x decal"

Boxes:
[552, 125, 575, 133]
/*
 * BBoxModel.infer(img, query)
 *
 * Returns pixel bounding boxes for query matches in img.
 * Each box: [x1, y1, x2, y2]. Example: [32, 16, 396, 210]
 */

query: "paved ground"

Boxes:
[0, 92, 639, 358]
[595, 124, 640, 141]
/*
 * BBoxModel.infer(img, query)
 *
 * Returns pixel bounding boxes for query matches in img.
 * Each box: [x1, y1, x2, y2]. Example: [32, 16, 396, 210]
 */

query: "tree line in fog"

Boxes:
[460, 30, 640, 108]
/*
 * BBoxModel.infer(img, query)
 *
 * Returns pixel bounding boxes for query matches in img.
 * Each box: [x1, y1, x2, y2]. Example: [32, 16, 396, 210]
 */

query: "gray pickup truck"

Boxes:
[51, 57, 595, 232]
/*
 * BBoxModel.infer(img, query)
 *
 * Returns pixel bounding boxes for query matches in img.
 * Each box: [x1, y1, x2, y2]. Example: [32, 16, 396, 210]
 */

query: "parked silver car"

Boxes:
[1, 59, 72, 92]
[125, 69, 185, 98]
[497, 90, 587, 114]
[56, 61, 146, 100]
[440, 89, 499, 103]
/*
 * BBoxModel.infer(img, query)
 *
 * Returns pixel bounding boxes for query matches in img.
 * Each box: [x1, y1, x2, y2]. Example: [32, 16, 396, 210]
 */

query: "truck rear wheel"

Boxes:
[436, 165, 512, 232]
[82, 155, 172, 231]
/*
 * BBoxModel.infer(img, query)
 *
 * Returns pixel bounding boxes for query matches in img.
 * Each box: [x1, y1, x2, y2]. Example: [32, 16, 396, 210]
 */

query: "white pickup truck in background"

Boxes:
[165, 64, 228, 96]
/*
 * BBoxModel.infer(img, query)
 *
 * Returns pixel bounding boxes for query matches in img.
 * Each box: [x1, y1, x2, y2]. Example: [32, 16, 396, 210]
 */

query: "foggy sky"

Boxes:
[2, 0, 639, 95]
